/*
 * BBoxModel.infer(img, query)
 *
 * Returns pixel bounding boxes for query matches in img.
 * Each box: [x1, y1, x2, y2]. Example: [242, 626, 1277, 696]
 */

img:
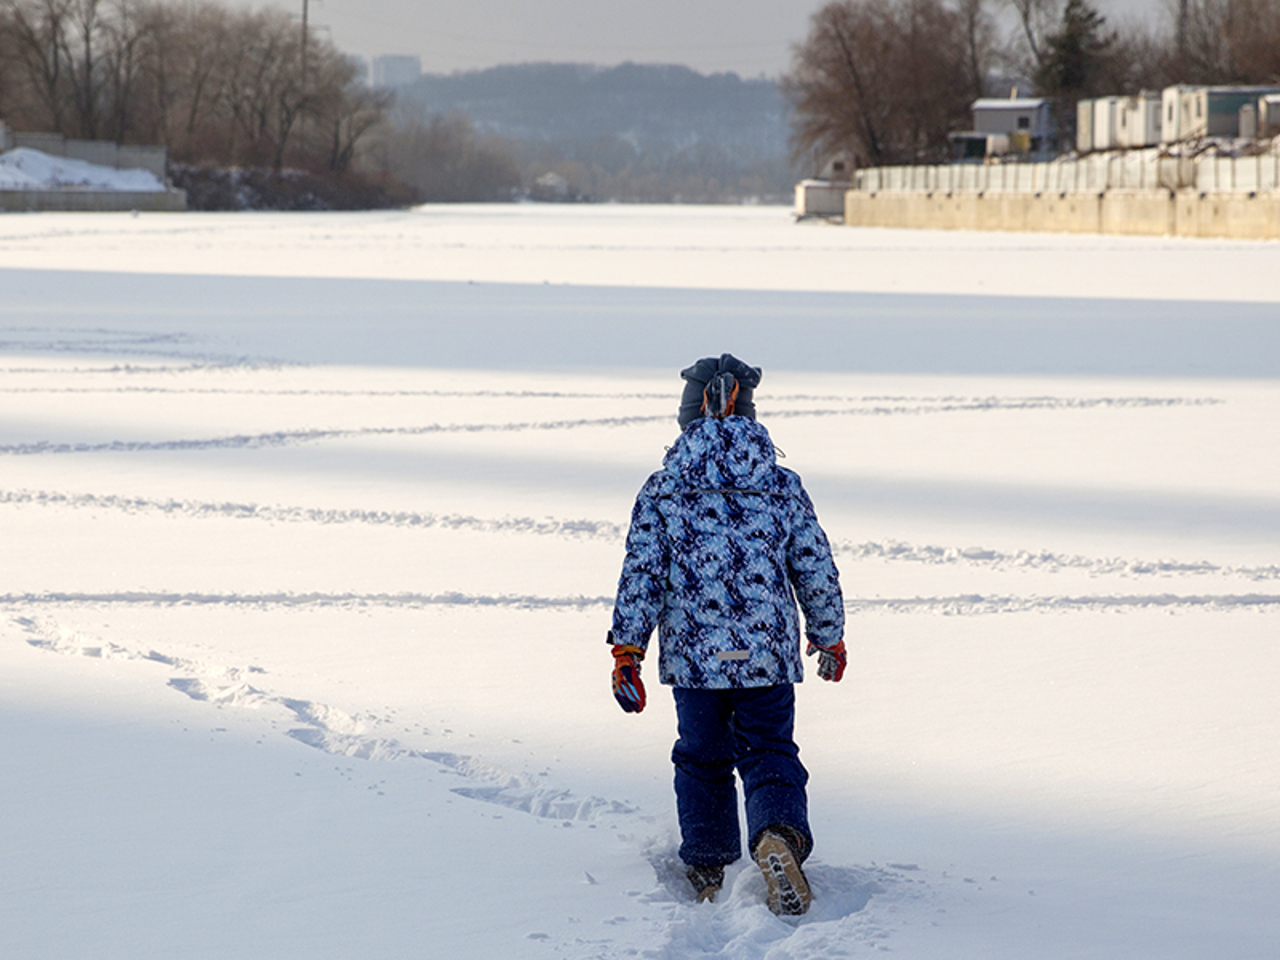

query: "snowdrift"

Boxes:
[0, 146, 166, 192]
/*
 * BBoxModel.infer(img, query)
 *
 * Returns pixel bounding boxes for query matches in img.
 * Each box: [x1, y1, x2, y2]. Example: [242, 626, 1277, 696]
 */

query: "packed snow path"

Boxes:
[1, 205, 1278, 959]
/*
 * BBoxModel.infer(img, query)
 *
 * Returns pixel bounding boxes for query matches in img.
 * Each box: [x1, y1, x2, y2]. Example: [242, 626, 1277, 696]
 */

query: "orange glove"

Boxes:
[611, 644, 646, 713]
[806, 639, 847, 682]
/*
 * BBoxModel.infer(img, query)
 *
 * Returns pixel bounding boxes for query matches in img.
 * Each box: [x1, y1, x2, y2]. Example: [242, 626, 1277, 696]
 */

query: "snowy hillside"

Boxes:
[1, 206, 1278, 959]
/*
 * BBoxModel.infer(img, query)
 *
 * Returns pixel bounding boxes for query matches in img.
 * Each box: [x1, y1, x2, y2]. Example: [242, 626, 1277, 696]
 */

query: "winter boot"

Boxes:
[686, 863, 725, 903]
[754, 829, 811, 916]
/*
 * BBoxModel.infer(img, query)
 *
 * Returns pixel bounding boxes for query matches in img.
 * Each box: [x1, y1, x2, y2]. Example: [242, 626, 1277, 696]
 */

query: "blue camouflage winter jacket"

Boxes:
[610, 416, 844, 688]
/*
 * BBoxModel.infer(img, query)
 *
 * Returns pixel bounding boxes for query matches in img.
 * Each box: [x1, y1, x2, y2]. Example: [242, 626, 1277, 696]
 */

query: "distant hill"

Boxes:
[394, 63, 796, 203]
[399, 62, 790, 152]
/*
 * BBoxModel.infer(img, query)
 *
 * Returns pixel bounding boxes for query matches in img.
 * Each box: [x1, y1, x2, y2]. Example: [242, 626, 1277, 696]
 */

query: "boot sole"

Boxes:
[755, 833, 811, 916]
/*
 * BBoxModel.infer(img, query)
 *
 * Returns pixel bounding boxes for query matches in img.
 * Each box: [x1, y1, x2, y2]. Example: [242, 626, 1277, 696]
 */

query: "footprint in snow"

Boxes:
[646, 843, 902, 960]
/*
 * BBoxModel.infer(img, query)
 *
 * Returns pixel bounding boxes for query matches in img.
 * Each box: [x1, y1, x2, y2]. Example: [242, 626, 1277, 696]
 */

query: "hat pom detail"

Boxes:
[678, 353, 761, 428]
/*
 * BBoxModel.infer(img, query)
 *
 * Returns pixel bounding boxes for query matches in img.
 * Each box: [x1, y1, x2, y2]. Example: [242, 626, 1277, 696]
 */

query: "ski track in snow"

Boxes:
[4, 486, 1277, 583]
[0, 398, 1224, 458]
[2, 590, 613, 611]
[0, 415, 676, 455]
[0, 369, 1223, 414]
[837, 538, 1280, 582]
[0, 489, 628, 540]
[5, 589, 1280, 617]
[0, 328, 267, 367]
[847, 593, 1280, 614]
[0, 361, 275, 376]
[2, 385, 677, 399]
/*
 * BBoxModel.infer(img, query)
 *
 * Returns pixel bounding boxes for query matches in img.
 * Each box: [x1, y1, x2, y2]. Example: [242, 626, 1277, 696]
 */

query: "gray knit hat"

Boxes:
[677, 353, 763, 429]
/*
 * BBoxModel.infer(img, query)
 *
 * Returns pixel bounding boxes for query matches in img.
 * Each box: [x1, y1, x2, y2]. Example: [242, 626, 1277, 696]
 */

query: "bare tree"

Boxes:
[1009, 0, 1060, 74]
[783, 0, 982, 169]
[2, 0, 75, 133]
[1176, 0, 1280, 83]
[99, 0, 158, 141]
[784, 0, 894, 169]
[310, 69, 393, 173]
[1231, 0, 1280, 81]
[211, 8, 322, 169]
[958, 0, 1001, 100]
[63, 0, 104, 138]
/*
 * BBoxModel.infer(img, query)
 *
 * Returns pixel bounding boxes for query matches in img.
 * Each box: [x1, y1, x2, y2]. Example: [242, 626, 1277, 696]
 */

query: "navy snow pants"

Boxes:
[671, 684, 812, 868]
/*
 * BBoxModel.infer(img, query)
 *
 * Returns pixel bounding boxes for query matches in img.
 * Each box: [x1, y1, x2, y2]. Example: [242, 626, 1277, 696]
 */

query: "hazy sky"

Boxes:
[244, 0, 1169, 78]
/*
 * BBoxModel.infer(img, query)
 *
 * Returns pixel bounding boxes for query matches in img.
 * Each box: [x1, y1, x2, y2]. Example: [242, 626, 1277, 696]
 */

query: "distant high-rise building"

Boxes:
[372, 55, 422, 89]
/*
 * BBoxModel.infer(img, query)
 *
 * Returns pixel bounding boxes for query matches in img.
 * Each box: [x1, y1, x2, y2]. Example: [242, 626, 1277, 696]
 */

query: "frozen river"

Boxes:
[2, 204, 1278, 959]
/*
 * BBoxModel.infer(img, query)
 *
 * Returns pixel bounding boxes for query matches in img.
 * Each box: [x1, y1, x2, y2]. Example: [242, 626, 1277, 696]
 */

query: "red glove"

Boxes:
[806, 639, 847, 682]
[611, 644, 646, 713]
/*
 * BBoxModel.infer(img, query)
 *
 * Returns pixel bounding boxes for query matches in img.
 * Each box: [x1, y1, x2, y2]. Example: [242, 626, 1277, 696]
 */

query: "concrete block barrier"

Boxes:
[845, 187, 1280, 239]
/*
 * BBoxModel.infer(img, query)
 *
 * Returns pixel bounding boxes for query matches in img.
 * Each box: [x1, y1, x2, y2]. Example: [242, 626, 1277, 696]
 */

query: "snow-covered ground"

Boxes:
[1, 205, 1278, 959]
[0, 147, 166, 193]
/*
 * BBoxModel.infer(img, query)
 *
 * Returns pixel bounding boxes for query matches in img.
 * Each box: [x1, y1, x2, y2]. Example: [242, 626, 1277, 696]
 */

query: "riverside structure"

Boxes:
[830, 147, 1280, 239]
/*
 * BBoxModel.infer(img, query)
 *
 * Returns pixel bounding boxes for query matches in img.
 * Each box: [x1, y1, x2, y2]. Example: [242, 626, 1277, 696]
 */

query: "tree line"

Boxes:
[785, 0, 1280, 169]
[0, 0, 390, 173]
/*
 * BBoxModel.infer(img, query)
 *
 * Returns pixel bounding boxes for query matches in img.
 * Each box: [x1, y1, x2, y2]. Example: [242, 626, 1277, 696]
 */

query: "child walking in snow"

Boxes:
[607, 353, 846, 915]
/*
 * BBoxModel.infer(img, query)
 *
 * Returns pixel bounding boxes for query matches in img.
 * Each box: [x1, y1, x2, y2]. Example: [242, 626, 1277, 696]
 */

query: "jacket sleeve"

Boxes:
[786, 485, 845, 649]
[610, 487, 669, 653]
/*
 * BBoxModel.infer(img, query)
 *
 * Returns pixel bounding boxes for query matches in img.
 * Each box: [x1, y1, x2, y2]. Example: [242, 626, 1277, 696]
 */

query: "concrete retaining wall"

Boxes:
[845, 188, 1280, 239]
[1096, 190, 1177, 236]
[855, 150, 1280, 196]
[845, 190, 1103, 233]
[0, 189, 187, 212]
[1174, 190, 1280, 238]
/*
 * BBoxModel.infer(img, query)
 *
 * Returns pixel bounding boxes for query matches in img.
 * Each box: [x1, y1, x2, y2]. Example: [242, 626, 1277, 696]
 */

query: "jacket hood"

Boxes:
[663, 416, 776, 490]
